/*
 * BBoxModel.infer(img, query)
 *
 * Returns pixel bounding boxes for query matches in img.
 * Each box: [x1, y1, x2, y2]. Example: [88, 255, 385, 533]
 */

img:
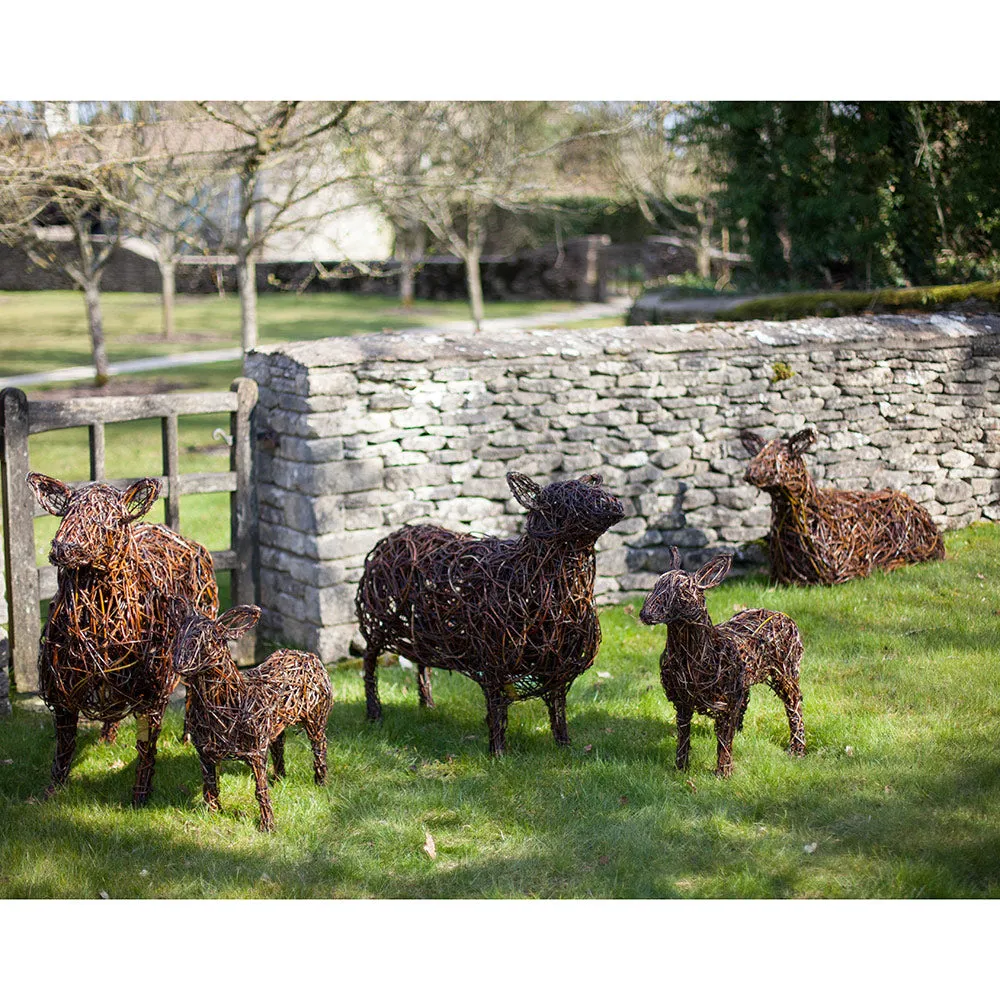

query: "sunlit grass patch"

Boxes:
[1, 522, 999, 898]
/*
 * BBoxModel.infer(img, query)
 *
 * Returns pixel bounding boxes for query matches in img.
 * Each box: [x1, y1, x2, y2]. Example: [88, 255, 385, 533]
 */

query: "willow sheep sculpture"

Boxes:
[171, 604, 332, 832]
[356, 471, 625, 756]
[28, 473, 218, 804]
[639, 547, 805, 777]
[741, 428, 945, 586]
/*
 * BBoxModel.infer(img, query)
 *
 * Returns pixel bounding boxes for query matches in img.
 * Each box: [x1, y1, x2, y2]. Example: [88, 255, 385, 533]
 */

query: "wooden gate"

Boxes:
[0, 377, 258, 693]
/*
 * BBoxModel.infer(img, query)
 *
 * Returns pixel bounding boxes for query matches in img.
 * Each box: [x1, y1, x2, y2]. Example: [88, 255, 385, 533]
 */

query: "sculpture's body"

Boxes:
[640, 548, 805, 777]
[356, 472, 625, 755]
[28, 473, 218, 803]
[171, 605, 332, 832]
[741, 428, 945, 585]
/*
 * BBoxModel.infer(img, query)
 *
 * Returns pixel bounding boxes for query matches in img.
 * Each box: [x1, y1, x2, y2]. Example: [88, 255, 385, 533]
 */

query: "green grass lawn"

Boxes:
[2, 522, 998, 899]
[0, 290, 577, 378]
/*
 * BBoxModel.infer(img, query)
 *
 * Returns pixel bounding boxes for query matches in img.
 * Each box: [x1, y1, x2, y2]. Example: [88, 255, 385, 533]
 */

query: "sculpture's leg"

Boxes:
[182, 687, 193, 744]
[250, 753, 275, 832]
[46, 706, 79, 796]
[774, 675, 806, 757]
[269, 730, 286, 780]
[714, 715, 737, 778]
[305, 717, 328, 785]
[543, 687, 570, 746]
[416, 662, 435, 709]
[132, 706, 164, 806]
[484, 687, 510, 757]
[675, 703, 693, 771]
[364, 645, 382, 722]
[735, 689, 752, 732]
[199, 752, 220, 811]
[99, 720, 120, 744]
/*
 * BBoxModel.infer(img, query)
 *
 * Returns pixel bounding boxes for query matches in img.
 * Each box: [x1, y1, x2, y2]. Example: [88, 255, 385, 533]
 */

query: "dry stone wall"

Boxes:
[244, 313, 1000, 661]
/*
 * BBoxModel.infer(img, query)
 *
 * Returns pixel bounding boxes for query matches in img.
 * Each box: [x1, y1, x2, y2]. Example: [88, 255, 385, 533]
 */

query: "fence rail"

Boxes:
[0, 378, 259, 694]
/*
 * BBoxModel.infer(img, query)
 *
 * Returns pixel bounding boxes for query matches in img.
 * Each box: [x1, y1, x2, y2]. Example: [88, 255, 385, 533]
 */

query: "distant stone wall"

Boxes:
[0, 234, 613, 302]
[244, 313, 1000, 661]
[0, 243, 163, 293]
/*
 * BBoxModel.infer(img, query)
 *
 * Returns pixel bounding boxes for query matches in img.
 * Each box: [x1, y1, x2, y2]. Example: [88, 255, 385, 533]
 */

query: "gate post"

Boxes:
[0, 388, 40, 693]
[230, 377, 259, 664]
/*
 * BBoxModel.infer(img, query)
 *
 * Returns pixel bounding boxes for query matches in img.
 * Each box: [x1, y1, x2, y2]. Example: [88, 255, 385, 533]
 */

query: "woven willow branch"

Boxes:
[27, 473, 218, 804]
[356, 472, 625, 756]
[741, 428, 945, 585]
[171, 604, 332, 832]
[640, 547, 805, 777]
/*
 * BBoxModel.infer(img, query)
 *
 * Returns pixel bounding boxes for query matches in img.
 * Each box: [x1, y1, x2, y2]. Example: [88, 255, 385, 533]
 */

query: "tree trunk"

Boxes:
[237, 252, 258, 353]
[695, 241, 712, 280]
[717, 226, 732, 289]
[82, 278, 110, 386]
[398, 225, 424, 309]
[695, 201, 713, 280]
[464, 248, 484, 332]
[159, 257, 177, 341]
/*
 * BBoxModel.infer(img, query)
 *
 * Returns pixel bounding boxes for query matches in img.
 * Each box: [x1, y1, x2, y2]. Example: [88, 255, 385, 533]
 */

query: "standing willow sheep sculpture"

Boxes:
[356, 471, 625, 755]
[640, 547, 805, 777]
[171, 604, 332, 832]
[741, 427, 945, 586]
[28, 473, 218, 804]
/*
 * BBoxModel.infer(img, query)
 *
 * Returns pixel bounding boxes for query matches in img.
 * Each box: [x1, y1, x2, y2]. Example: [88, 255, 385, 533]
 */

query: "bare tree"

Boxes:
[349, 102, 432, 309]
[355, 102, 580, 331]
[584, 102, 731, 282]
[192, 101, 357, 352]
[0, 104, 131, 384]
[112, 109, 226, 340]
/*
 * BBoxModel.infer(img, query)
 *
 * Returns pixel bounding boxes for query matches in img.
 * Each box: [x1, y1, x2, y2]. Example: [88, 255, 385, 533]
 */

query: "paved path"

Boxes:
[0, 298, 631, 390]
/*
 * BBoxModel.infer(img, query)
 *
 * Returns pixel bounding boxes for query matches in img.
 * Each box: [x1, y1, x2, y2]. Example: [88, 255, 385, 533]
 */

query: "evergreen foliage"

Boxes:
[683, 102, 1000, 289]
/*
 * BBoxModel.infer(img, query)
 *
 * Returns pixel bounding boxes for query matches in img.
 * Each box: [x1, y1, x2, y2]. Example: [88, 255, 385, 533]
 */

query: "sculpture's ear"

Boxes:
[694, 553, 732, 590]
[638, 573, 672, 626]
[740, 430, 766, 456]
[787, 428, 817, 458]
[215, 605, 261, 640]
[26, 472, 72, 516]
[507, 471, 542, 510]
[121, 478, 162, 521]
[668, 546, 682, 571]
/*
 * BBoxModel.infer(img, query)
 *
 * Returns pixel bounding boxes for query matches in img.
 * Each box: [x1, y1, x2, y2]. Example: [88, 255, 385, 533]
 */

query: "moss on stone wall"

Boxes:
[719, 282, 1000, 322]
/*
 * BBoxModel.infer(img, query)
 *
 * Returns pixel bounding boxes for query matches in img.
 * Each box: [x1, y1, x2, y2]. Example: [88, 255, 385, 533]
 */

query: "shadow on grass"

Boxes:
[4, 649, 998, 898]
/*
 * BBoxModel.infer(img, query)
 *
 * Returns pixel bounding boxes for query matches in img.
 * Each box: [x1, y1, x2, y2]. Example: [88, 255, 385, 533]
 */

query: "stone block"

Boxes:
[940, 449, 975, 469]
[460, 477, 519, 501]
[315, 528, 390, 561]
[935, 479, 973, 504]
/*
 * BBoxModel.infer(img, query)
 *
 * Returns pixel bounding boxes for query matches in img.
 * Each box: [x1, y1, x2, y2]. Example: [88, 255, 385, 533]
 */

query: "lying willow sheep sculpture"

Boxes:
[171, 604, 332, 832]
[640, 547, 805, 777]
[356, 471, 625, 756]
[741, 428, 945, 586]
[28, 473, 218, 804]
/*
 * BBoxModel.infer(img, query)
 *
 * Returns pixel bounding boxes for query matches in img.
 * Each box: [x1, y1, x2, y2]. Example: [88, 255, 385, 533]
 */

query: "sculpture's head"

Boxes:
[507, 471, 625, 543]
[27, 473, 161, 571]
[170, 604, 260, 679]
[740, 428, 817, 497]
[639, 547, 732, 626]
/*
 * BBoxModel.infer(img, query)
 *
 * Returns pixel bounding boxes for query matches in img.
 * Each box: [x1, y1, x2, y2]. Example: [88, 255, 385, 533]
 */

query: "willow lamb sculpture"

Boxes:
[640, 547, 805, 777]
[356, 471, 625, 755]
[171, 604, 332, 832]
[741, 428, 945, 586]
[28, 473, 218, 804]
